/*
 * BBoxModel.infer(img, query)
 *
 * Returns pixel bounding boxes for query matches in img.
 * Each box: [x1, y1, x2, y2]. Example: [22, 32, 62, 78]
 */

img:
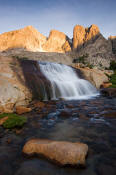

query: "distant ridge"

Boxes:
[0, 26, 46, 52]
[0, 24, 115, 67]
[0, 26, 71, 53]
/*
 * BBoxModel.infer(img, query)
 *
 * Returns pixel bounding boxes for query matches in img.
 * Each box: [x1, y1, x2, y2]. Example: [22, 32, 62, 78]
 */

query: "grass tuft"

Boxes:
[0, 113, 27, 129]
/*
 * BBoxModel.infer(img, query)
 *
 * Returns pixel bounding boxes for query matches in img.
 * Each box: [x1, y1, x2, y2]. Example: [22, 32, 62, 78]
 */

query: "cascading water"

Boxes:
[38, 61, 99, 100]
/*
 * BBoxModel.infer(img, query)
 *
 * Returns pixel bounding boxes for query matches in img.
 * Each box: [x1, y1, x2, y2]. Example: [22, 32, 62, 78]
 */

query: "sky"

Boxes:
[0, 0, 116, 39]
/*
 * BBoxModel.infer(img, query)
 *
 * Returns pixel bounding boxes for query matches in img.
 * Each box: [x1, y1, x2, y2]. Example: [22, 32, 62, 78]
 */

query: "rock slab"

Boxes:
[23, 139, 88, 166]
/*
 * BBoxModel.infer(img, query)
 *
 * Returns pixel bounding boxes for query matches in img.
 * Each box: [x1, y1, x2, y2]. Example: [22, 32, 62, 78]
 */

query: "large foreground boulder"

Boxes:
[0, 56, 32, 113]
[16, 106, 32, 114]
[23, 139, 88, 166]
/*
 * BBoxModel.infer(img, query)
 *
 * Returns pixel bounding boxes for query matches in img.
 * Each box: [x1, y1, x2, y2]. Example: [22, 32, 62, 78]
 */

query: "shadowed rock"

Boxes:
[16, 106, 32, 114]
[100, 88, 116, 97]
[109, 36, 116, 55]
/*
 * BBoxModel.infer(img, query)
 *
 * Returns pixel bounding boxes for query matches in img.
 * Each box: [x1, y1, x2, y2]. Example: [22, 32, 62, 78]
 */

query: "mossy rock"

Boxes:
[109, 60, 116, 71]
[0, 113, 14, 119]
[109, 73, 116, 88]
[0, 113, 27, 129]
[110, 84, 116, 88]
[0, 113, 21, 119]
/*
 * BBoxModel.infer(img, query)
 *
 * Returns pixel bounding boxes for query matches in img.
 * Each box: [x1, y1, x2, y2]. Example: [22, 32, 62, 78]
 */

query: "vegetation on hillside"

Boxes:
[72, 53, 94, 69]
[109, 60, 116, 71]
[109, 73, 116, 88]
[108, 60, 116, 88]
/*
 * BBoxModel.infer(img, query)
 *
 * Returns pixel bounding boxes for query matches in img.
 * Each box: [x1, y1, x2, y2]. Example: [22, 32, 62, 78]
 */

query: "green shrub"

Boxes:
[109, 60, 116, 71]
[105, 67, 109, 70]
[12, 56, 29, 60]
[105, 73, 111, 79]
[0, 113, 27, 129]
[0, 113, 18, 119]
[73, 54, 89, 64]
[0, 113, 8, 119]
[109, 73, 116, 88]
[20, 57, 29, 60]
[86, 63, 94, 69]
[12, 55, 20, 59]
[110, 84, 116, 88]
[110, 73, 116, 84]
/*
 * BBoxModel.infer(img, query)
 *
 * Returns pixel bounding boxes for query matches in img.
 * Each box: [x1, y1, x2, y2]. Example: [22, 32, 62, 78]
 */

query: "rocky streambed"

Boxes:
[0, 96, 116, 175]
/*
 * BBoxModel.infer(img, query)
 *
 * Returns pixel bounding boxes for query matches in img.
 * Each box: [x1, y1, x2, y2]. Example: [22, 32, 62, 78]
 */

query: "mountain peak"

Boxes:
[0, 26, 46, 52]
[73, 24, 100, 49]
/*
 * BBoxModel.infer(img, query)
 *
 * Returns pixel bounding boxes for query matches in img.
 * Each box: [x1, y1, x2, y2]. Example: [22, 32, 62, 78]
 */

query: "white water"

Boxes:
[39, 61, 99, 100]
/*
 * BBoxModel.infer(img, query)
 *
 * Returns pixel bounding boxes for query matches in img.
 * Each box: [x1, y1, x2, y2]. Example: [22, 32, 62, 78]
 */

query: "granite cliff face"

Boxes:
[0, 24, 115, 68]
[43, 30, 71, 52]
[85, 24, 100, 42]
[72, 24, 115, 68]
[73, 25, 85, 49]
[73, 24, 100, 50]
[0, 56, 31, 113]
[0, 27, 71, 53]
[0, 24, 115, 57]
[0, 26, 47, 52]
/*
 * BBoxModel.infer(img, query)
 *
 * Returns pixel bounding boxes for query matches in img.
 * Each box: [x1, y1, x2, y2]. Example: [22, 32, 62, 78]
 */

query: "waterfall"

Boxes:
[38, 61, 99, 100]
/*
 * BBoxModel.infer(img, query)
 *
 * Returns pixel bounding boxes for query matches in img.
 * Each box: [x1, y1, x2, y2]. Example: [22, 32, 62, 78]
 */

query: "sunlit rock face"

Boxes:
[73, 24, 100, 49]
[0, 26, 47, 52]
[0, 24, 115, 64]
[0, 26, 71, 53]
[43, 30, 71, 52]
[73, 25, 86, 49]
[62, 40, 71, 52]
[85, 24, 100, 42]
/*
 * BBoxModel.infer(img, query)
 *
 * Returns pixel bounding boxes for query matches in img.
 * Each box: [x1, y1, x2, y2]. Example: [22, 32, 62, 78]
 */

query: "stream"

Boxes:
[0, 96, 116, 175]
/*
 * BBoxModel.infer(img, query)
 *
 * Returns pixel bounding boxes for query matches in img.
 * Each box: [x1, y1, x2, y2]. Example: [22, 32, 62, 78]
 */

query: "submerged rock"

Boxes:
[0, 116, 8, 125]
[100, 88, 116, 97]
[34, 101, 46, 108]
[103, 112, 116, 118]
[23, 139, 88, 166]
[16, 106, 32, 114]
[59, 110, 71, 118]
[100, 82, 112, 88]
